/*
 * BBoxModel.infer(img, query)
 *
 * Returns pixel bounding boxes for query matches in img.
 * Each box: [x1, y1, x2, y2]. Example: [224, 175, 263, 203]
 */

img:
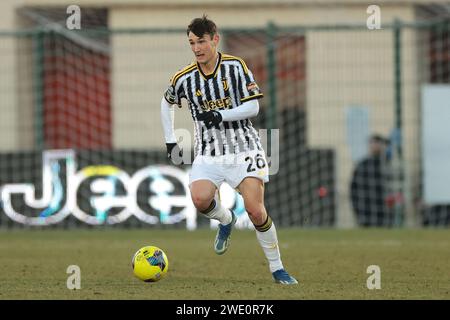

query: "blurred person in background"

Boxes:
[350, 134, 392, 227]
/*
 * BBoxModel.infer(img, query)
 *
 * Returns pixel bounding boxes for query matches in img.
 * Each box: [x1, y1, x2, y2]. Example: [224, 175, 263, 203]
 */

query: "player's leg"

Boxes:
[190, 179, 217, 212]
[189, 158, 235, 254]
[190, 180, 236, 254]
[190, 180, 232, 225]
[237, 177, 298, 285]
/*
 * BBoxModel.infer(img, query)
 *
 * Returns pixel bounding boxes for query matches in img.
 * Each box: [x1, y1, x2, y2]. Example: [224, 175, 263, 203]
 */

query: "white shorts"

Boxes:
[189, 149, 270, 189]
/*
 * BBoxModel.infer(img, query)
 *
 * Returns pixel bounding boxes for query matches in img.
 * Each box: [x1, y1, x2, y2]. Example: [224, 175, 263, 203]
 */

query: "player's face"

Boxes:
[188, 32, 219, 65]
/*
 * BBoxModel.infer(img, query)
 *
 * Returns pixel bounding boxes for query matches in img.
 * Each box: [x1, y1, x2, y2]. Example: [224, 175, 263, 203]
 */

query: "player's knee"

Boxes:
[245, 204, 266, 222]
[191, 194, 214, 212]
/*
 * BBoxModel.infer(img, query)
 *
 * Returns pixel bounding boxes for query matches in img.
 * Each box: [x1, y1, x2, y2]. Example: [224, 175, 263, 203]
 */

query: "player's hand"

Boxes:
[197, 110, 223, 129]
[166, 143, 184, 165]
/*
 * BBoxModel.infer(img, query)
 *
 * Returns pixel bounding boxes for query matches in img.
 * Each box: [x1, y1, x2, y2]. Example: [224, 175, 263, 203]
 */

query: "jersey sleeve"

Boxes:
[163, 84, 179, 105]
[237, 60, 264, 103]
[163, 73, 186, 107]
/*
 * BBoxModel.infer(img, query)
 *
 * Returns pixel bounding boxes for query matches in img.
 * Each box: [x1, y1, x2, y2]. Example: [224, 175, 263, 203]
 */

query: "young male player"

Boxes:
[160, 15, 297, 284]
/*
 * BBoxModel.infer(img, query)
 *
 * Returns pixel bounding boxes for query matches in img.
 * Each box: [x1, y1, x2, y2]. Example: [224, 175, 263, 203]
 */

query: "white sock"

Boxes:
[255, 216, 284, 273]
[200, 199, 232, 225]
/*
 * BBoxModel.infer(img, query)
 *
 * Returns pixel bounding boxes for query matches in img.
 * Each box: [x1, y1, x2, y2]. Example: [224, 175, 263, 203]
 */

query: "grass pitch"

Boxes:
[0, 228, 448, 300]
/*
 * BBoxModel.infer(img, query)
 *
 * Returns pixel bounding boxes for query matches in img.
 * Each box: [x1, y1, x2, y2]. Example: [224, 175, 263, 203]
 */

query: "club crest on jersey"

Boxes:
[222, 78, 229, 91]
[196, 89, 202, 97]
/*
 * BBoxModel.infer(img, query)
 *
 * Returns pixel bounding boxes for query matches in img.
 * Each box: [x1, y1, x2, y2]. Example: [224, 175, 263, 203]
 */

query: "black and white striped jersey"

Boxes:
[164, 52, 264, 157]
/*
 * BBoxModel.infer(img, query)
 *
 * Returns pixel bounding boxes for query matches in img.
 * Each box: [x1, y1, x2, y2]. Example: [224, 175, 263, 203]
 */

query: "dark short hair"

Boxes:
[370, 134, 389, 145]
[186, 15, 217, 39]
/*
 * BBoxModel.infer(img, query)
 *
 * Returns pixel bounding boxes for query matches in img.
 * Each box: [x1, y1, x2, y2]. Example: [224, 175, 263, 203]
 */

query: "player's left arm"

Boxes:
[219, 59, 262, 121]
[218, 99, 259, 121]
[197, 60, 262, 127]
[238, 58, 264, 102]
[196, 98, 260, 128]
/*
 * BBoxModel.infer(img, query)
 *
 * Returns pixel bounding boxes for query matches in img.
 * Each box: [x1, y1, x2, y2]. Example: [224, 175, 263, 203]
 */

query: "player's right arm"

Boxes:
[161, 64, 193, 161]
[161, 84, 182, 162]
[160, 96, 176, 141]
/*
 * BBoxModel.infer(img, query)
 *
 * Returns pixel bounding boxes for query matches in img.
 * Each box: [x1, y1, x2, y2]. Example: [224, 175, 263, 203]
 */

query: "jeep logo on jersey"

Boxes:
[201, 97, 232, 111]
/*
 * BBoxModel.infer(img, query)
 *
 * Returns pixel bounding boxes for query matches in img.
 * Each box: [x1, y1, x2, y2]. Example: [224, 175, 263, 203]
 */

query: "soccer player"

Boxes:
[160, 15, 297, 285]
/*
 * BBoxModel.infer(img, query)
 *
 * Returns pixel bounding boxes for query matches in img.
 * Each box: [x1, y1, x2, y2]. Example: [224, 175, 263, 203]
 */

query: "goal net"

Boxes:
[0, 7, 449, 228]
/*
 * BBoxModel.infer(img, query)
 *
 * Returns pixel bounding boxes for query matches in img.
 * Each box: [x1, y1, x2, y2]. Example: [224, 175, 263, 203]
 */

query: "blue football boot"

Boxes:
[214, 210, 237, 255]
[272, 269, 298, 285]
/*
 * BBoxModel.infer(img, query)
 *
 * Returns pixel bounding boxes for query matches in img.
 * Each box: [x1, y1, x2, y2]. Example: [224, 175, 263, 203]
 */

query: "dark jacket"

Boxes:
[350, 155, 387, 226]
